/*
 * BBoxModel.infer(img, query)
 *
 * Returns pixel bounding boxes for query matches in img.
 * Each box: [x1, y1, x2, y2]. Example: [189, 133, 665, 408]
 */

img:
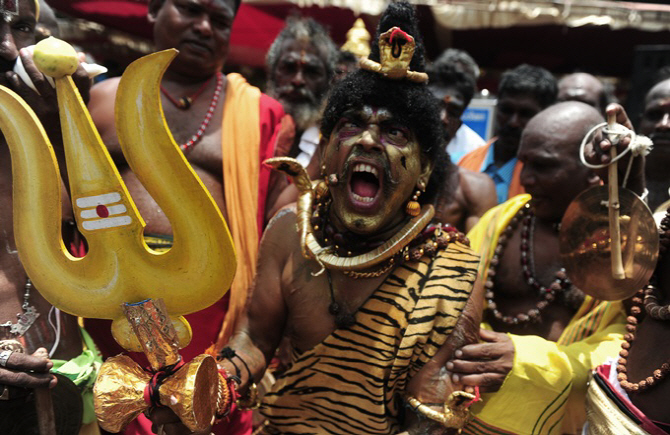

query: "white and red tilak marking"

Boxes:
[75, 192, 132, 231]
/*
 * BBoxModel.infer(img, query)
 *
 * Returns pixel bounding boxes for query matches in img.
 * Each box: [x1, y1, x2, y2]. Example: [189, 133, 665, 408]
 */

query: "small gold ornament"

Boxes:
[315, 180, 329, 199]
[405, 189, 422, 217]
[360, 27, 428, 83]
[341, 18, 371, 59]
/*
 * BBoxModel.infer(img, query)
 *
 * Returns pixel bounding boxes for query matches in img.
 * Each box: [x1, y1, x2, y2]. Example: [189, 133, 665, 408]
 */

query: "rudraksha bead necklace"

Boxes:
[325, 223, 468, 328]
[486, 203, 572, 325]
[312, 194, 468, 279]
[618, 207, 670, 393]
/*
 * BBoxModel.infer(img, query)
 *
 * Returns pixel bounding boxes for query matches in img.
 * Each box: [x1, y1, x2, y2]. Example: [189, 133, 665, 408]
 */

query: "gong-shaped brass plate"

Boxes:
[560, 186, 659, 300]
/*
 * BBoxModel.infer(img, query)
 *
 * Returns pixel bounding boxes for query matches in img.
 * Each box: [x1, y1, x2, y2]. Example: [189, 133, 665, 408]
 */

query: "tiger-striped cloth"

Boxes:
[258, 242, 479, 434]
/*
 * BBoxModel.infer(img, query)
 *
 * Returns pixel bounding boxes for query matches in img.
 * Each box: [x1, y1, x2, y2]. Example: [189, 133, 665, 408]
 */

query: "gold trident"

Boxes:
[0, 39, 236, 350]
[0, 39, 237, 431]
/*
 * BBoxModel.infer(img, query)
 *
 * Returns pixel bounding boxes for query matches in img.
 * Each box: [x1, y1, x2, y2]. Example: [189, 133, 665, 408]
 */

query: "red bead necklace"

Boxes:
[160, 72, 224, 152]
[160, 73, 216, 110]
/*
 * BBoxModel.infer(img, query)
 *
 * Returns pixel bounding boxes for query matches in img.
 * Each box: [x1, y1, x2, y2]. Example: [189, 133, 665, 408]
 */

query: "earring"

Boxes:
[405, 189, 422, 217]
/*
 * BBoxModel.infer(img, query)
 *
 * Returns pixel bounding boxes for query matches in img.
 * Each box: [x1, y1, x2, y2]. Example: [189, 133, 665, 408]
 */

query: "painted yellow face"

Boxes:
[323, 105, 432, 236]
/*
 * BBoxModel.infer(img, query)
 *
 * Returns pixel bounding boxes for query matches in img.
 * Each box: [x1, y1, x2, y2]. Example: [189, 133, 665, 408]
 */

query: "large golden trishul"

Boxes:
[0, 46, 236, 351]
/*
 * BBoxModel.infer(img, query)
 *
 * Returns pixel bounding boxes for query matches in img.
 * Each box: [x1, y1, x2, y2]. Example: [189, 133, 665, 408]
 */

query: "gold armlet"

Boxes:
[236, 382, 261, 410]
[405, 391, 477, 429]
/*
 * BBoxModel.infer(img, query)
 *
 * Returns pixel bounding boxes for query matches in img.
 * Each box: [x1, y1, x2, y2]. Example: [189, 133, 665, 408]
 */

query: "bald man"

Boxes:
[558, 72, 610, 115]
[453, 102, 627, 434]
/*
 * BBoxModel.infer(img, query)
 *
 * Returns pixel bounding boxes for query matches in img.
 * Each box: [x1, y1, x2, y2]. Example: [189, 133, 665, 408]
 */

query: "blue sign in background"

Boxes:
[462, 100, 496, 140]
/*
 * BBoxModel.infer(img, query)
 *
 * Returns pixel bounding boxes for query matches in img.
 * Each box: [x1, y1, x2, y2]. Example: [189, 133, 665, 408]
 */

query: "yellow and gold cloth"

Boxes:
[463, 194, 626, 435]
[259, 244, 479, 434]
[585, 378, 650, 435]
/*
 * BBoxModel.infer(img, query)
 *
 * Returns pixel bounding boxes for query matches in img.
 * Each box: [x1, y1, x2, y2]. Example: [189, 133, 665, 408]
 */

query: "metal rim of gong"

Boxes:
[559, 185, 659, 301]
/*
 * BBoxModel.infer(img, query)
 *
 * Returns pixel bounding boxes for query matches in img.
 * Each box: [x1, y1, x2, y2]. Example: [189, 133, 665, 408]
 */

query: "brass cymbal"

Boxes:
[559, 186, 659, 301]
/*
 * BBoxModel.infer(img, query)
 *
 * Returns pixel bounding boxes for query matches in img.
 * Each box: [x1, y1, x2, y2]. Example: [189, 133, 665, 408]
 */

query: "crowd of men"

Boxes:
[0, 0, 669, 434]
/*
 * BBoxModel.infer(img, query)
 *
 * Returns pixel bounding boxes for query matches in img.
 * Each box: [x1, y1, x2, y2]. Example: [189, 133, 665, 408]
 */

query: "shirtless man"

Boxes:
[450, 102, 631, 434]
[0, 0, 99, 433]
[86, 0, 285, 433]
[583, 104, 670, 435]
[427, 52, 497, 232]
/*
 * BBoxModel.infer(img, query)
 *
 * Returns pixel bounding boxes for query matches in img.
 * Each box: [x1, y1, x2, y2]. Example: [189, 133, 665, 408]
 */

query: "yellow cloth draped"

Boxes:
[218, 73, 261, 344]
[463, 194, 626, 435]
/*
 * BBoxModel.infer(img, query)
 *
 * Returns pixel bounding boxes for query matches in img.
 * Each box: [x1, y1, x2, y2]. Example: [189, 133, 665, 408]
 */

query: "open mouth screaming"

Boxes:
[349, 163, 381, 206]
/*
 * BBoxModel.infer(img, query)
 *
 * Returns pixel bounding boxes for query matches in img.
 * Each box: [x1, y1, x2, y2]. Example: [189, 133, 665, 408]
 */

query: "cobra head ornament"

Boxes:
[0, 37, 236, 351]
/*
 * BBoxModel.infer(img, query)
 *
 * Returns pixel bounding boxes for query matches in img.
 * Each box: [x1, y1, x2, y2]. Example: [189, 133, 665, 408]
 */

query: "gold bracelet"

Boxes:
[236, 382, 261, 410]
[405, 391, 476, 429]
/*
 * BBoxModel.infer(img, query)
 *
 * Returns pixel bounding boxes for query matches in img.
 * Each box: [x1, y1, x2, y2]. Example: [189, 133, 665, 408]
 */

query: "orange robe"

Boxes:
[457, 138, 525, 201]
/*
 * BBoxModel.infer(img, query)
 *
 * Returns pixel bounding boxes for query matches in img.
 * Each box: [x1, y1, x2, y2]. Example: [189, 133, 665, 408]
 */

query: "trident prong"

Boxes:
[0, 39, 236, 351]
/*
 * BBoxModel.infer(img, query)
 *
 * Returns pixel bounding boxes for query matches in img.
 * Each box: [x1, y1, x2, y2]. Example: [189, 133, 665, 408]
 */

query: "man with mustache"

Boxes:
[459, 64, 557, 204]
[638, 78, 670, 214]
[149, 3, 482, 434]
[86, 0, 286, 433]
[266, 17, 338, 170]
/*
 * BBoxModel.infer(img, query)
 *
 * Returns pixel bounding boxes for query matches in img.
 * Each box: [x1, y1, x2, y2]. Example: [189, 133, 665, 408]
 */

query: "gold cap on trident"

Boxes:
[0, 37, 237, 351]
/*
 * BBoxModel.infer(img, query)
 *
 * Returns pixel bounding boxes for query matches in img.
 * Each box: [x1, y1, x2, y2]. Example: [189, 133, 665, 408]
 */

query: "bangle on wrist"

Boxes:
[405, 390, 477, 429]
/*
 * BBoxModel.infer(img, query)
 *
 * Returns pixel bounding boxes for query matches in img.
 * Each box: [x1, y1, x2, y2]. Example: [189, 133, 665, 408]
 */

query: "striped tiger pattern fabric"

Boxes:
[259, 242, 479, 434]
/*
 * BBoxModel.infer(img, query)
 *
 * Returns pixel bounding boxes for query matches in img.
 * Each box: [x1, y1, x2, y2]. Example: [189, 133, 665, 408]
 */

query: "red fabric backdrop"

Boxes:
[47, 1, 375, 67]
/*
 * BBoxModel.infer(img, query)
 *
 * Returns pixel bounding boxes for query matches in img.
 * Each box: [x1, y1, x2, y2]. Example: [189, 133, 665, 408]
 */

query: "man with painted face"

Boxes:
[0, 1, 102, 434]
[458, 64, 557, 204]
[266, 16, 337, 170]
[427, 51, 497, 233]
[204, 3, 482, 435]
[638, 78, 670, 215]
[449, 102, 629, 434]
[86, 0, 286, 433]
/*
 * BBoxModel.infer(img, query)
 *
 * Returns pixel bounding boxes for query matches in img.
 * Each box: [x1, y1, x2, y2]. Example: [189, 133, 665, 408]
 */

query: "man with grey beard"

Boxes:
[266, 17, 338, 169]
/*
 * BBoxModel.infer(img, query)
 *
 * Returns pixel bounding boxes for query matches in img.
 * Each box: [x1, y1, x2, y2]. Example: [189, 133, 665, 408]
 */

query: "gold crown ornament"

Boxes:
[341, 18, 371, 59]
[360, 27, 428, 83]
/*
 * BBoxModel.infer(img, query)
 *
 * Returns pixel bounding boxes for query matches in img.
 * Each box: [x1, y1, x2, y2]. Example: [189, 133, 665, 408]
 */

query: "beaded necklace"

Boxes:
[311, 194, 451, 279]
[161, 72, 224, 152]
[485, 203, 572, 325]
[325, 223, 468, 328]
[618, 207, 670, 393]
[160, 73, 215, 110]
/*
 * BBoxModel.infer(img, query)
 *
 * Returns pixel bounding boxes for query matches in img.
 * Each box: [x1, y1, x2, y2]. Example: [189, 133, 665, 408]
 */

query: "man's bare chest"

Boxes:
[282, 259, 387, 353]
